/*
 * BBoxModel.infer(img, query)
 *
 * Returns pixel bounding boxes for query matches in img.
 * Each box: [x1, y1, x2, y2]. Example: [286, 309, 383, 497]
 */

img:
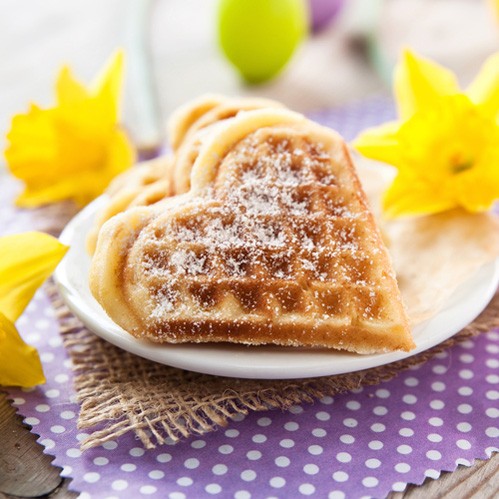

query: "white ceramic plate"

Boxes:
[54, 196, 499, 379]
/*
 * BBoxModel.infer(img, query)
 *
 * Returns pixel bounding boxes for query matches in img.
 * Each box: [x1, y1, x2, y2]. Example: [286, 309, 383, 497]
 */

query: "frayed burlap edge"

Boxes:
[47, 283, 499, 450]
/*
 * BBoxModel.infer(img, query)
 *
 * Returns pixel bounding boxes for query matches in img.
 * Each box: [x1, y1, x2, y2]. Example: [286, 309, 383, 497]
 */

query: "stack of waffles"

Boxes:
[89, 96, 414, 354]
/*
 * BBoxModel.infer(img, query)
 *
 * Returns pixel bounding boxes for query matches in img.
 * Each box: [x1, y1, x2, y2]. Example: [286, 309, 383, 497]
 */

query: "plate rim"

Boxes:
[53, 196, 499, 379]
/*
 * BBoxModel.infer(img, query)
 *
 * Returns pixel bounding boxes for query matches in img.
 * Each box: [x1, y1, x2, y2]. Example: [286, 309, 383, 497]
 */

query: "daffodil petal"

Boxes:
[0, 311, 45, 387]
[383, 172, 456, 219]
[91, 50, 124, 121]
[353, 121, 402, 166]
[0, 232, 68, 322]
[56, 66, 89, 106]
[394, 50, 460, 120]
[467, 52, 499, 120]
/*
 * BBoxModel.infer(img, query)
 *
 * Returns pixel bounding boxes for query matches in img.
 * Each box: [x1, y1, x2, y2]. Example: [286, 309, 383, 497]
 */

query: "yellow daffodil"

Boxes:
[354, 50, 499, 218]
[5, 51, 135, 207]
[0, 232, 67, 387]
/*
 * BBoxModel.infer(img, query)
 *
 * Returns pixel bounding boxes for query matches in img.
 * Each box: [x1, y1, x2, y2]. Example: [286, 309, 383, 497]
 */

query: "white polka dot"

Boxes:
[486, 358, 499, 369]
[257, 417, 272, 427]
[50, 425, 65, 434]
[112, 480, 128, 491]
[346, 401, 360, 410]
[332, 471, 349, 482]
[35, 404, 50, 413]
[177, 477, 193, 487]
[395, 463, 411, 473]
[371, 423, 385, 432]
[340, 434, 355, 444]
[252, 435, 266, 444]
[486, 390, 499, 400]
[401, 411, 415, 421]
[376, 388, 390, 399]
[184, 458, 199, 469]
[399, 428, 414, 437]
[397, 445, 413, 455]
[486, 408, 499, 418]
[485, 427, 498, 438]
[299, 483, 315, 495]
[312, 428, 326, 437]
[103, 440, 118, 450]
[308, 444, 323, 455]
[225, 429, 239, 438]
[40, 352, 54, 363]
[404, 377, 419, 387]
[432, 365, 447, 375]
[460, 340, 474, 349]
[486, 343, 499, 354]
[66, 448, 81, 458]
[54, 373, 69, 384]
[130, 447, 144, 457]
[48, 336, 62, 347]
[316, 411, 330, 421]
[93, 457, 108, 466]
[191, 439, 206, 449]
[270, 477, 286, 488]
[60, 411, 75, 420]
[303, 464, 319, 475]
[76, 433, 90, 442]
[365, 458, 381, 469]
[373, 406, 387, 416]
[12, 397, 26, 406]
[455, 458, 471, 466]
[40, 438, 55, 450]
[320, 396, 333, 405]
[343, 418, 358, 428]
[427, 433, 443, 443]
[458, 404, 472, 414]
[429, 417, 444, 427]
[456, 439, 471, 450]
[247, 450, 261, 460]
[336, 452, 352, 463]
[25, 417, 40, 426]
[459, 369, 474, 380]
[157, 453, 172, 463]
[140, 485, 157, 494]
[241, 470, 256, 481]
[458, 386, 473, 396]
[219, 444, 234, 454]
[392, 482, 407, 492]
[149, 470, 165, 480]
[403, 394, 417, 404]
[430, 400, 445, 410]
[426, 450, 442, 460]
[328, 492, 345, 499]
[457, 422, 472, 432]
[275, 456, 290, 467]
[284, 422, 299, 431]
[487, 374, 499, 384]
[362, 477, 378, 487]
[280, 439, 295, 448]
[290, 405, 304, 413]
[45, 389, 60, 399]
[424, 469, 440, 479]
[431, 382, 446, 392]
[121, 463, 136, 472]
[205, 483, 222, 494]
[234, 491, 250, 499]
[459, 353, 474, 363]
[368, 440, 383, 450]
[212, 464, 228, 475]
[84, 472, 100, 483]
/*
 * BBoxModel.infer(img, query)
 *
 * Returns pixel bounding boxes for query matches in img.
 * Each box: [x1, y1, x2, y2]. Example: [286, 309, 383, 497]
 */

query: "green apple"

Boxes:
[217, 0, 309, 84]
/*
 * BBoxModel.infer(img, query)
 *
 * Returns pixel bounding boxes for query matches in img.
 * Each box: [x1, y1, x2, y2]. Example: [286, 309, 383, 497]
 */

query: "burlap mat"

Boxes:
[47, 284, 499, 450]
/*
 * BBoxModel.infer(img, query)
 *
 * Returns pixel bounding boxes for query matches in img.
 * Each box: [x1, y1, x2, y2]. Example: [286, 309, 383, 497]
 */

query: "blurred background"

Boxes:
[1, 0, 497, 152]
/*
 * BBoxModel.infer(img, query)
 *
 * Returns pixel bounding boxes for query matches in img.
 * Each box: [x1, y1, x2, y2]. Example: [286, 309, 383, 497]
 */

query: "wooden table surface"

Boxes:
[0, 1, 497, 497]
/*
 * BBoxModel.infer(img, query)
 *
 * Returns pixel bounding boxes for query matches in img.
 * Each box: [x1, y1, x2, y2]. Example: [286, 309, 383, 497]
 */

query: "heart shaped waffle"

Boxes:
[90, 109, 414, 353]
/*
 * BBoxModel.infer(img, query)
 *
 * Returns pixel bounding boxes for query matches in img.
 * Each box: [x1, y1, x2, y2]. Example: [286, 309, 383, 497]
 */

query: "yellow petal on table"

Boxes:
[0, 232, 68, 322]
[394, 50, 460, 120]
[0, 311, 45, 387]
[466, 52, 499, 121]
[353, 121, 402, 167]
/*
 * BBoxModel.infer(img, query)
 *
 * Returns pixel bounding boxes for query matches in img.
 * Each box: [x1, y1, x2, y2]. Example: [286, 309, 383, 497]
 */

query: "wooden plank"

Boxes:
[0, 393, 76, 498]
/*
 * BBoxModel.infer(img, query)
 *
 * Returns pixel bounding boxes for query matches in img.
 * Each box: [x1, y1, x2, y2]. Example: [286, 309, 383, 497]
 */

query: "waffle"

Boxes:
[86, 155, 174, 254]
[169, 96, 284, 194]
[90, 108, 414, 353]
